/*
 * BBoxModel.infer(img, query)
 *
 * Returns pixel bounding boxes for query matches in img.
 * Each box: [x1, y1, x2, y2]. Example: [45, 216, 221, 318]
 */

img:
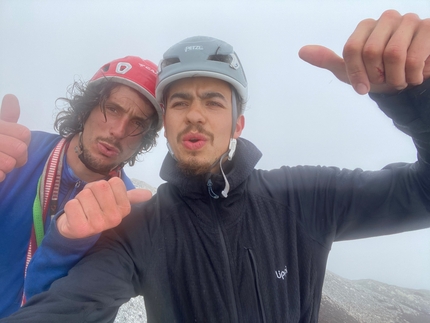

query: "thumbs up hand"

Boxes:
[0, 94, 31, 182]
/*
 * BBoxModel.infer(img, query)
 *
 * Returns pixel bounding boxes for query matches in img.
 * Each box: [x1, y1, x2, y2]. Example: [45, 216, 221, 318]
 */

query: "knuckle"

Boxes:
[380, 9, 401, 21]
[79, 187, 92, 196]
[0, 154, 17, 174]
[92, 221, 105, 233]
[123, 204, 131, 215]
[406, 78, 423, 87]
[421, 18, 430, 29]
[403, 13, 420, 24]
[356, 18, 376, 30]
[112, 214, 123, 227]
[342, 41, 362, 62]
[392, 82, 408, 90]
[394, 84, 409, 91]
[383, 46, 405, 64]
[97, 179, 110, 188]
[347, 69, 365, 82]
[89, 179, 110, 192]
[5, 124, 31, 143]
[18, 126, 31, 143]
[362, 44, 382, 61]
[107, 211, 123, 227]
[386, 76, 408, 90]
[405, 55, 424, 71]
[64, 199, 76, 210]
[14, 140, 28, 158]
[109, 176, 123, 185]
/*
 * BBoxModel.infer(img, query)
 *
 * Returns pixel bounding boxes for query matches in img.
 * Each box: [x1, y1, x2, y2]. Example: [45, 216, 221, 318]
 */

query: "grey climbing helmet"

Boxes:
[156, 36, 248, 109]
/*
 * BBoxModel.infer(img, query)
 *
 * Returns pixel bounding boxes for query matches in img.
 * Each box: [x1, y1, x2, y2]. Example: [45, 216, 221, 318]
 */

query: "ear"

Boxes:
[233, 115, 245, 139]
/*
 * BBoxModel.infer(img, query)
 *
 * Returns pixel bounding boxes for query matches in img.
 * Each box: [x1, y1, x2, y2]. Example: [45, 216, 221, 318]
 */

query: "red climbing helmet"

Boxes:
[89, 56, 163, 131]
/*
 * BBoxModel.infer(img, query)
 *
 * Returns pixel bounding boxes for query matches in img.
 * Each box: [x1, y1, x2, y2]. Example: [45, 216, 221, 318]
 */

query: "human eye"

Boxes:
[169, 100, 188, 109]
[129, 118, 150, 137]
[105, 104, 118, 115]
[207, 100, 224, 109]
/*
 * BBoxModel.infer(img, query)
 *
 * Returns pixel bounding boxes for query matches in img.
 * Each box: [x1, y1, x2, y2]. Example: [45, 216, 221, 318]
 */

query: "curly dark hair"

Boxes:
[54, 79, 159, 166]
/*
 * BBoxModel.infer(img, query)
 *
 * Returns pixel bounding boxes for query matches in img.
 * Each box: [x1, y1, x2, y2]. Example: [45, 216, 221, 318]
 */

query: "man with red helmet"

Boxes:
[0, 56, 162, 318]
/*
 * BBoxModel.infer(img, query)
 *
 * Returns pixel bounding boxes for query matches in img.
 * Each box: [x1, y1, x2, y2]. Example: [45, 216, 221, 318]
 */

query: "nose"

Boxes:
[109, 116, 129, 139]
[186, 101, 205, 125]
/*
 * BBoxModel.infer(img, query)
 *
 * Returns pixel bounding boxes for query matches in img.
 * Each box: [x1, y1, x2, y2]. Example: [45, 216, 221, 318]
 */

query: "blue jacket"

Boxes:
[0, 131, 134, 318]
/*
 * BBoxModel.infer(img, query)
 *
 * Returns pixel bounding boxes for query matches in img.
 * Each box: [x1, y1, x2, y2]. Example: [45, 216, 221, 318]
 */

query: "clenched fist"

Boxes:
[57, 177, 152, 239]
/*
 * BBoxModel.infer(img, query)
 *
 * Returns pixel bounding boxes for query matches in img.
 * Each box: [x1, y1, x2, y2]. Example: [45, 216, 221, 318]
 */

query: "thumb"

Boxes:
[1, 94, 20, 123]
[127, 188, 153, 205]
[298, 45, 349, 85]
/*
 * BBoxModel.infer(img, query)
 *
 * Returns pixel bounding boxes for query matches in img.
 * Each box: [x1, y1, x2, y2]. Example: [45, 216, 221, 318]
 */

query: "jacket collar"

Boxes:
[160, 137, 262, 198]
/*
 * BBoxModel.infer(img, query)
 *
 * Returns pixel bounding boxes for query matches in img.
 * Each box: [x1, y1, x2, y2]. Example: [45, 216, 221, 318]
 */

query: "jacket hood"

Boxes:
[159, 137, 262, 198]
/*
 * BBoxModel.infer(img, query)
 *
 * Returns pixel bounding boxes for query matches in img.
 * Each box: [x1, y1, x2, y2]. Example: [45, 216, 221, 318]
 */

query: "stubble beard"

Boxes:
[176, 154, 217, 176]
[80, 138, 123, 174]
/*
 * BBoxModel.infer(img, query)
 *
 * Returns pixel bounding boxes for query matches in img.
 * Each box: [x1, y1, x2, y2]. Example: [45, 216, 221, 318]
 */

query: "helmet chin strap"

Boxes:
[219, 89, 239, 197]
[74, 131, 124, 177]
[166, 141, 177, 161]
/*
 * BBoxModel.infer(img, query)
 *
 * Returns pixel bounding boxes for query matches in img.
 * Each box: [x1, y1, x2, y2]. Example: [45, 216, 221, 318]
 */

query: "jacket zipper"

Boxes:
[55, 180, 82, 218]
[245, 247, 267, 323]
[208, 180, 239, 322]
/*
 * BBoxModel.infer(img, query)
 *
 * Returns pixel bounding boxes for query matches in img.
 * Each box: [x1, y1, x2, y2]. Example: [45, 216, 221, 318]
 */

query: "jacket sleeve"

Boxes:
[326, 79, 430, 241]
[23, 173, 137, 303]
[259, 80, 430, 245]
[0, 195, 156, 323]
[369, 80, 430, 172]
[1, 224, 140, 323]
[23, 214, 100, 301]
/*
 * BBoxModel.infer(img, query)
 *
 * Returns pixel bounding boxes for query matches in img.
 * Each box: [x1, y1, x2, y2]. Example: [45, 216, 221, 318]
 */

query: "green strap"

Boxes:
[32, 176, 44, 247]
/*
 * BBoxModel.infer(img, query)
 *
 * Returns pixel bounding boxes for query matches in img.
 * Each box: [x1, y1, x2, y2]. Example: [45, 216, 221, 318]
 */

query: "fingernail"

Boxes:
[355, 83, 369, 95]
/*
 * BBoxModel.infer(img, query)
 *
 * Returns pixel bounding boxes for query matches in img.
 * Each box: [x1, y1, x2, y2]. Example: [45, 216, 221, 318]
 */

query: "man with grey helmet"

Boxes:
[3, 10, 430, 322]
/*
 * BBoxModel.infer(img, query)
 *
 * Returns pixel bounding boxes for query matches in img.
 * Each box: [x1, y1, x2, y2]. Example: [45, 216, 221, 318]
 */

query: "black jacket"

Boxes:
[4, 81, 430, 323]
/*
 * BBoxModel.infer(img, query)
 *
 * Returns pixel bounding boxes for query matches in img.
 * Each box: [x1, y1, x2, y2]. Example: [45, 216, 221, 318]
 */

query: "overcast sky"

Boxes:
[1, 0, 429, 290]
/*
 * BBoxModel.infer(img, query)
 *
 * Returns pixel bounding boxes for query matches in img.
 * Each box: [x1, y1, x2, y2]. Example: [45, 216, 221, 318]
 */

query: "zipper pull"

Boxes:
[207, 179, 219, 199]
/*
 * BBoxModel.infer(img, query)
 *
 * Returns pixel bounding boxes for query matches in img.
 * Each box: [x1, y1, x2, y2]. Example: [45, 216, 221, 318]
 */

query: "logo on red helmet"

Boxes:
[139, 63, 157, 75]
[115, 62, 132, 75]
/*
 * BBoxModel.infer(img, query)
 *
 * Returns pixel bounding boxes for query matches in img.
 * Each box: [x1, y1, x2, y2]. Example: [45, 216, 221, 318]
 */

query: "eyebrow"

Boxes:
[168, 92, 193, 101]
[168, 91, 227, 103]
[199, 92, 227, 102]
[104, 101, 152, 121]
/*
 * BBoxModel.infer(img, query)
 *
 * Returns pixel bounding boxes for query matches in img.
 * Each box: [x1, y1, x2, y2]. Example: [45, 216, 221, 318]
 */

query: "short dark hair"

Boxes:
[54, 80, 158, 166]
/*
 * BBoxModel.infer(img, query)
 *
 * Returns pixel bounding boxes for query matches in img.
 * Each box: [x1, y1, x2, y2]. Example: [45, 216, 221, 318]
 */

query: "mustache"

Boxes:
[177, 124, 214, 143]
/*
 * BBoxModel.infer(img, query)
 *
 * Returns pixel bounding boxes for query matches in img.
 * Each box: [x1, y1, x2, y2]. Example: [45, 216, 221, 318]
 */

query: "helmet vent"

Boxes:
[208, 54, 231, 64]
[208, 54, 240, 70]
[161, 57, 180, 69]
[101, 64, 110, 72]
